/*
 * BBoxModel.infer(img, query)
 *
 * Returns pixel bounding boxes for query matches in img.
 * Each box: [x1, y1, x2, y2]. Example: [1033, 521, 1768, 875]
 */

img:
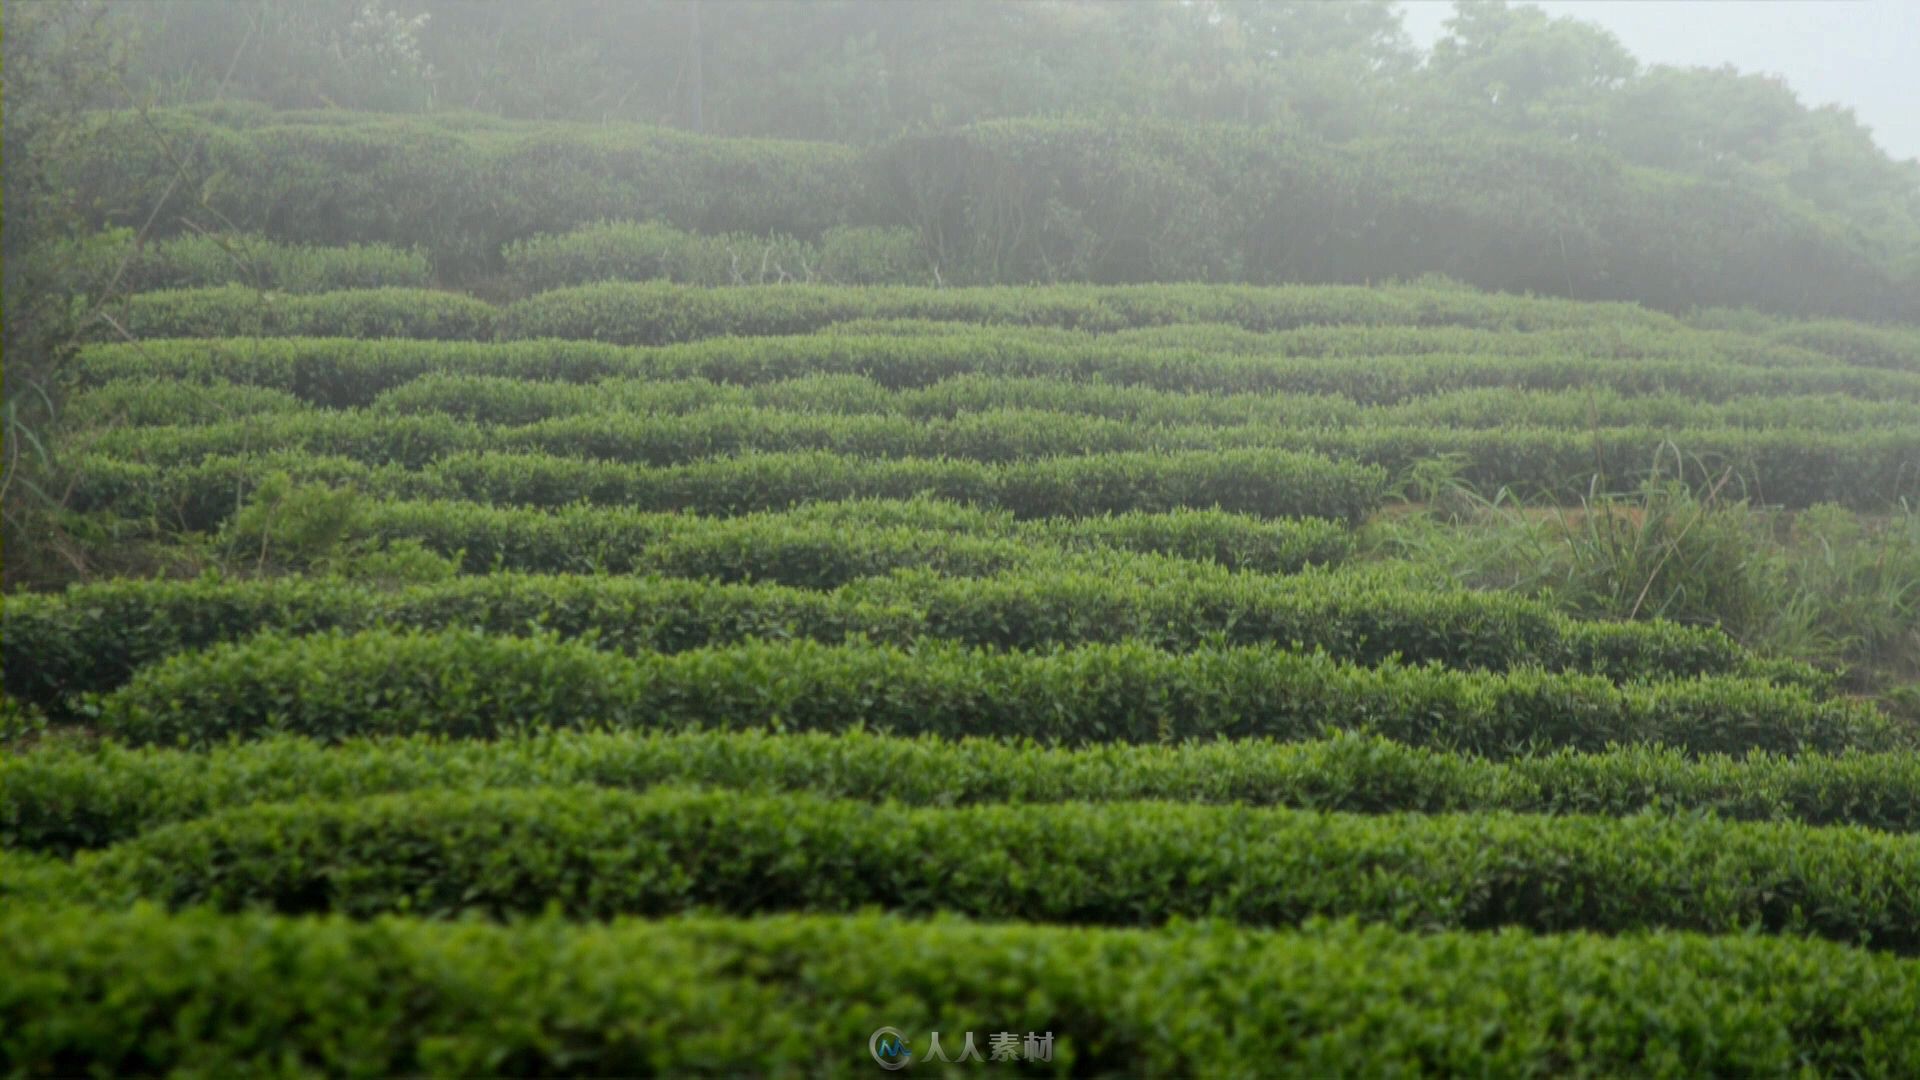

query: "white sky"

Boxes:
[1398, 1, 1920, 163]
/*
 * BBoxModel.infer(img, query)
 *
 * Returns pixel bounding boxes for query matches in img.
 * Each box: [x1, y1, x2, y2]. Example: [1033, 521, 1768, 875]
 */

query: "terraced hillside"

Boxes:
[12, 0, 1920, 1069]
[6, 242, 1920, 1073]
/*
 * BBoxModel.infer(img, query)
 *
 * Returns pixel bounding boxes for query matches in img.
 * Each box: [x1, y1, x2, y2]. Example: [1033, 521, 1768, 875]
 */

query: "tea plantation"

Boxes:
[9, 240, 1920, 1072]
[6, 15, 1920, 1074]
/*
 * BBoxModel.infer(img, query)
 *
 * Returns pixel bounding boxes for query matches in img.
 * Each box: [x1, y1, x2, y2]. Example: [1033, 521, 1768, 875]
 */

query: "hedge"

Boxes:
[495, 281, 1685, 345]
[8, 908, 1919, 1076]
[347, 498, 1344, 577]
[79, 407, 1920, 508]
[59, 108, 1917, 320]
[71, 447, 1389, 530]
[52, 229, 433, 295]
[1105, 318, 1834, 366]
[95, 279, 1713, 344]
[64, 107, 861, 279]
[75, 331, 1920, 410]
[502, 220, 929, 291]
[8, 563, 1820, 715]
[870, 119, 1918, 320]
[1292, 424, 1920, 509]
[359, 372, 1920, 431]
[89, 630, 1892, 755]
[76, 338, 650, 405]
[84, 396, 1920, 475]
[53, 786, 1920, 948]
[0, 853, 82, 906]
[77, 405, 1380, 468]
[63, 379, 311, 429]
[86, 286, 497, 342]
[1770, 320, 1920, 372]
[9, 730, 1920, 855]
[111, 492, 1310, 588]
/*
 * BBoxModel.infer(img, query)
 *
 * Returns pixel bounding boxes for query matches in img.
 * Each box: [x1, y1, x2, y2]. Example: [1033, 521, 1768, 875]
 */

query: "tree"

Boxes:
[1424, 0, 1636, 130]
[3, 2, 130, 579]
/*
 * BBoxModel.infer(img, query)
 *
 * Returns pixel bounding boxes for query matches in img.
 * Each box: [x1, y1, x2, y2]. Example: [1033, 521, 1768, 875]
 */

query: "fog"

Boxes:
[1402, 0, 1920, 161]
[5, 5, 1920, 1071]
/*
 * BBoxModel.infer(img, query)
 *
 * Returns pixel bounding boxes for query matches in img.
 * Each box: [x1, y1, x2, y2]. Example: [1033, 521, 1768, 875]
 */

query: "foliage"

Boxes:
[9, 907, 1920, 1076]
[68, 446, 1389, 534]
[44, 785, 1920, 949]
[76, 397, 1920, 513]
[1368, 472, 1920, 689]
[86, 628, 1892, 755]
[11, 729, 1920, 857]
[494, 280, 1690, 344]
[55, 106, 1918, 317]
[73, 323, 1920, 411]
[221, 472, 367, 571]
[503, 220, 928, 292]
[60, 106, 862, 279]
[101, 1, 1920, 274]
[48, 229, 434, 295]
[2, 2, 134, 589]
[85, 286, 497, 341]
[9, 12, 1920, 1052]
[12, 557, 1819, 715]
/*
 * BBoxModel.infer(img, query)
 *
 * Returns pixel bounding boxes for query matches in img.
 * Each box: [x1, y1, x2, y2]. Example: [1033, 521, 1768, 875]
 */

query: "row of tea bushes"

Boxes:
[10, 730, 1920, 855]
[89, 286, 496, 342]
[82, 405, 1920, 508]
[94, 280, 1695, 347]
[48, 230, 432, 296]
[1770, 321, 1920, 373]
[43, 785, 1920, 947]
[12, 563, 1809, 711]
[89, 629, 1890, 755]
[503, 221, 928, 290]
[1099, 319, 1835, 366]
[8, 906, 1917, 1075]
[71, 447, 1389, 531]
[354, 373, 1920, 431]
[63, 380, 311, 429]
[70, 420, 1918, 516]
[342, 498, 1349, 578]
[78, 333, 1920, 408]
[493, 281, 1684, 342]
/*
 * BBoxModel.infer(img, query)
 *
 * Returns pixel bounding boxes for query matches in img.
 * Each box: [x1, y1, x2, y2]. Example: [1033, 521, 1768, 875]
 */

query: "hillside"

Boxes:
[4, 2, 1920, 1074]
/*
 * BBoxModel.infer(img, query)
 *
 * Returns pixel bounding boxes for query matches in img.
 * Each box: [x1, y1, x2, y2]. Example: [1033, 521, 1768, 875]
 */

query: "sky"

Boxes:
[1398, 1, 1920, 163]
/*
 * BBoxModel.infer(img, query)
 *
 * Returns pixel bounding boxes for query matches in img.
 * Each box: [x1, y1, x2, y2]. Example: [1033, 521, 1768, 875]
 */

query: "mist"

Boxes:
[5, 2, 1919, 1074]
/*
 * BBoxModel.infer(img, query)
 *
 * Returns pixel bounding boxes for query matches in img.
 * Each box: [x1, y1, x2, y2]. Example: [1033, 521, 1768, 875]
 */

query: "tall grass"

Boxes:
[1370, 454, 1920, 700]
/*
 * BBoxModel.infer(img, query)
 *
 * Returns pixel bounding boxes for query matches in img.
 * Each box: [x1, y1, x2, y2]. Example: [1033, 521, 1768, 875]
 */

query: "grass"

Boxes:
[1370, 453, 1920, 704]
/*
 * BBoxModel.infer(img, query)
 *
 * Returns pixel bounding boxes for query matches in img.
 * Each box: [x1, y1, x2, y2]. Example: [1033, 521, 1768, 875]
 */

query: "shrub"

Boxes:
[89, 629, 1892, 755]
[51, 229, 433, 294]
[7, 908, 1918, 1076]
[1770, 321, 1920, 372]
[496, 280, 1688, 345]
[62, 786, 1920, 949]
[9, 730, 1920, 855]
[81, 405, 1920, 510]
[501, 220, 927, 291]
[14, 558, 1819, 714]
[63, 107, 860, 278]
[71, 448, 1389, 531]
[57, 107, 1916, 318]
[88, 286, 497, 341]
[73, 327, 1920, 410]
